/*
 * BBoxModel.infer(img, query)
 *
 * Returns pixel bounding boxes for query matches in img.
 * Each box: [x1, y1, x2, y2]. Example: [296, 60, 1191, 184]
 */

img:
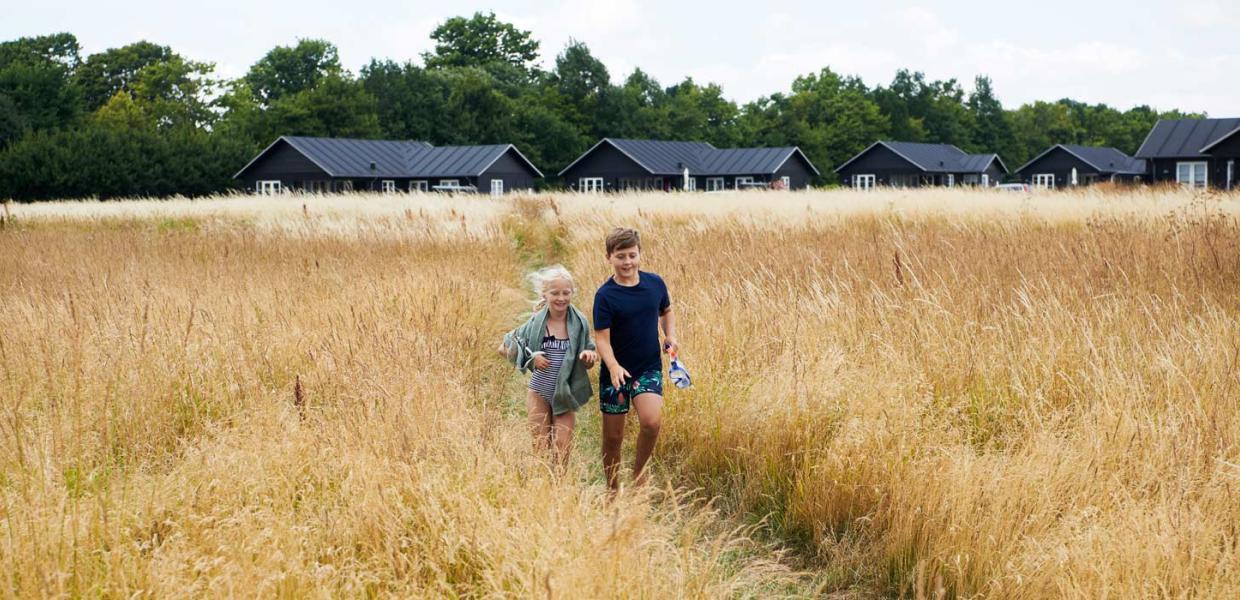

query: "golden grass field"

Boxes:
[1, 187, 1238, 598]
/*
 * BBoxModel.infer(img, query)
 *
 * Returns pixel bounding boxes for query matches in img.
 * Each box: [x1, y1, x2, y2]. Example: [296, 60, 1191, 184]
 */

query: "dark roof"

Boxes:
[696, 147, 821, 176]
[407, 144, 544, 178]
[605, 139, 715, 174]
[834, 141, 1006, 174]
[234, 136, 542, 179]
[558, 138, 821, 177]
[1200, 125, 1240, 153]
[1016, 144, 1146, 175]
[1135, 118, 1240, 158]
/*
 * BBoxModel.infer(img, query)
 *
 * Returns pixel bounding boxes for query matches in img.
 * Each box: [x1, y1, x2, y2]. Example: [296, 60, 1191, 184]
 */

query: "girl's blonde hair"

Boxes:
[527, 264, 575, 309]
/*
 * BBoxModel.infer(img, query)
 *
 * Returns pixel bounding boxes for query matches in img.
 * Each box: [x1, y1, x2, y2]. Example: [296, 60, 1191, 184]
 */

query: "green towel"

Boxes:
[502, 305, 596, 415]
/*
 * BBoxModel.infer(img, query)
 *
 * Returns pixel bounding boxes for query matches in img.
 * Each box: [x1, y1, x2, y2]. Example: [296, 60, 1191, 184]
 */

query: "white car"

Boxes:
[996, 183, 1032, 192]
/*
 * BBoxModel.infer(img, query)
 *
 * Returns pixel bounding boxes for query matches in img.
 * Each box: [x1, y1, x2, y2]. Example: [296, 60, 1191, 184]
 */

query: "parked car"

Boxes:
[996, 183, 1032, 192]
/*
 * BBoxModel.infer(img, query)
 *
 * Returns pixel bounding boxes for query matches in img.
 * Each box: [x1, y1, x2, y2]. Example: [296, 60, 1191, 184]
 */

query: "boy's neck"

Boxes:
[612, 271, 640, 286]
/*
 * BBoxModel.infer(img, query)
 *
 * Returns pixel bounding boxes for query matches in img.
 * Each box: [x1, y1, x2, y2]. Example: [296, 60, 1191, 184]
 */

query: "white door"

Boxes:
[946, 174, 955, 187]
[981, 174, 989, 187]
[1176, 162, 1208, 189]
[706, 177, 724, 192]
[257, 180, 282, 195]
[1033, 174, 1055, 189]
[780, 176, 791, 190]
[853, 174, 876, 190]
[579, 177, 603, 193]
[490, 179, 504, 196]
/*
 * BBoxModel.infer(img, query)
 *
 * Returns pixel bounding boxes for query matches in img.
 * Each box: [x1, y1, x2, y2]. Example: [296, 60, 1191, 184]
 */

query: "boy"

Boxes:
[593, 227, 679, 493]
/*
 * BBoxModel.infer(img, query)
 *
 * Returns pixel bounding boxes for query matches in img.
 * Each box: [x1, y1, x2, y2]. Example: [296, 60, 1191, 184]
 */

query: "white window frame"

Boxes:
[686, 177, 696, 191]
[257, 180, 282, 195]
[579, 177, 603, 193]
[490, 179, 504, 196]
[853, 174, 876, 190]
[410, 180, 428, 192]
[945, 173, 955, 187]
[439, 179, 459, 188]
[381, 180, 396, 193]
[981, 174, 989, 187]
[735, 176, 755, 189]
[1033, 173, 1055, 189]
[780, 176, 791, 190]
[1176, 161, 1208, 189]
[706, 177, 725, 192]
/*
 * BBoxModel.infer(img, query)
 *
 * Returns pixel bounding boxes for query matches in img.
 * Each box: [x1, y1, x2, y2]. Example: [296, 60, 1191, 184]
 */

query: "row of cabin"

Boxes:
[234, 118, 1240, 194]
[234, 136, 819, 195]
[836, 118, 1240, 191]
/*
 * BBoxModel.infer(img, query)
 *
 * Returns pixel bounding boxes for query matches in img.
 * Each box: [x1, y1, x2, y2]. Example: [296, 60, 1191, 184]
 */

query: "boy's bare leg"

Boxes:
[527, 390, 553, 451]
[631, 393, 664, 488]
[601, 413, 627, 493]
[550, 411, 576, 467]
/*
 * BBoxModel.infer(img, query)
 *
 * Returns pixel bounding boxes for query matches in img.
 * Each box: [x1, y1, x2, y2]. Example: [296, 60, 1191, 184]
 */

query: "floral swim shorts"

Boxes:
[600, 369, 663, 415]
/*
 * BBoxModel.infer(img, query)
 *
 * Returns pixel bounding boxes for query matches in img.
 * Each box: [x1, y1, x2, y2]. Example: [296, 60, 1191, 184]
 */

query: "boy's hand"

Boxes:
[662, 337, 680, 356]
[532, 354, 550, 370]
[610, 366, 632, 389]
[578, 350, 598, 368]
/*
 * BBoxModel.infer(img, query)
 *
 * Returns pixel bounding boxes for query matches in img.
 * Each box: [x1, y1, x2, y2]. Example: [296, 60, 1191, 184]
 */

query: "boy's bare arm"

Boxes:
[595, 328, 619, 370]
[595, 328, 630, 387]
[660, 307, 679, 354]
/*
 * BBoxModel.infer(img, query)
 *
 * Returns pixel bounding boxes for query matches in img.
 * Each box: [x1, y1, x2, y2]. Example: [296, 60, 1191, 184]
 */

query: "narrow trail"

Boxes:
[491, 198, 849, 598]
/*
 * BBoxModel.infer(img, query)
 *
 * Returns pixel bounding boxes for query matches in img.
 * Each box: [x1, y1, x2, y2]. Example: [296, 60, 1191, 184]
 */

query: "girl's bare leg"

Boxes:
[550, 411, 576, 467]
[526, 390, 553, 451]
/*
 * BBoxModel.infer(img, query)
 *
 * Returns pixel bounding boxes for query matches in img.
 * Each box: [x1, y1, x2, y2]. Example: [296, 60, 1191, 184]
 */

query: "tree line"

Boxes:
[0, 13, 1201, 200]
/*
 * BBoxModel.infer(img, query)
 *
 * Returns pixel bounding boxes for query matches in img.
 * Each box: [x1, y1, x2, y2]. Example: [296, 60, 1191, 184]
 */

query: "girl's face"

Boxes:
[543, 278, 573, 313]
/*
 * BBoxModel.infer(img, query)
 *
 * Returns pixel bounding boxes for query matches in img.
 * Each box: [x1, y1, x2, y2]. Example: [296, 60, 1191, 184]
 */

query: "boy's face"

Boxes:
[543, 278, 573, 312]
[607, 244, 641, 278]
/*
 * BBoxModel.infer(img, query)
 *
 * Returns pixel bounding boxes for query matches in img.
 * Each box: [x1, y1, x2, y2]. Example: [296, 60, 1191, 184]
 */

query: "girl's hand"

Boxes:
[578, 350, 598, 368]
[532, 354, 551, 370]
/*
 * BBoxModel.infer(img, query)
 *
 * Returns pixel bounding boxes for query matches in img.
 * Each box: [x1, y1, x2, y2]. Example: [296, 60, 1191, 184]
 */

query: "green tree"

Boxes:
[423, 12, 540, 77]
[244, 39, 341, 105]
[0, 33, 83, 131]
[967, 75, 1013, 158]
[0, 93, 25, 147]
[73, 41, 174, 110]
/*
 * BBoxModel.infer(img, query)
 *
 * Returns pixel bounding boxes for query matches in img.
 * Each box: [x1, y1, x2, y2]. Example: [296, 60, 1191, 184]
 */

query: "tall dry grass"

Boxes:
[2, 187, 1239, 598]
[0, 205, 796, 597]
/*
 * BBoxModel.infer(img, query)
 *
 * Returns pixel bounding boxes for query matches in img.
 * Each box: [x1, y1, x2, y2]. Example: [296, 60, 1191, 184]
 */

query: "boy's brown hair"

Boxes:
[605, 227, 641, 256]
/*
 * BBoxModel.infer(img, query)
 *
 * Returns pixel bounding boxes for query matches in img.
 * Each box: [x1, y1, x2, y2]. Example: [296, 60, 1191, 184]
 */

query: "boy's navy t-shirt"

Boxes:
[594, 271, 670, 383]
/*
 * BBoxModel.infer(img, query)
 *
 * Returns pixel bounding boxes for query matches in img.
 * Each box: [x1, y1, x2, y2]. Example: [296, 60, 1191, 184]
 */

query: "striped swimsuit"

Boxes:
[529, 332, 570, 404]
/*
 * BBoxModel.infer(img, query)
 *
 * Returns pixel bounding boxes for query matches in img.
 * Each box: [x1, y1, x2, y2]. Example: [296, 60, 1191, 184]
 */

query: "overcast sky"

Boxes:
[5, 0, 1237, 115]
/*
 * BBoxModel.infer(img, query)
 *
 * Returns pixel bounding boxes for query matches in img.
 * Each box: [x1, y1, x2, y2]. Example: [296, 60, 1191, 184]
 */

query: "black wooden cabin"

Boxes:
[834, 141, 1008, 189]
[234, 136, 543, 195]
[1135, 118, 1240, 190]
[1014, 144, 1145, 189]
[558, 138, 820, 192]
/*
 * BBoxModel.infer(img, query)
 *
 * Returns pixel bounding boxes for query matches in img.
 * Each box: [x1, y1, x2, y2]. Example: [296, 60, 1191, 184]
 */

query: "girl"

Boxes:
[498, 265, 598, 462]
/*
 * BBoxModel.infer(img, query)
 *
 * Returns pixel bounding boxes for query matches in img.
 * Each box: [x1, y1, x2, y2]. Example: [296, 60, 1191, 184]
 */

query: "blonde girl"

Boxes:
[498, 265, 598, 461]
